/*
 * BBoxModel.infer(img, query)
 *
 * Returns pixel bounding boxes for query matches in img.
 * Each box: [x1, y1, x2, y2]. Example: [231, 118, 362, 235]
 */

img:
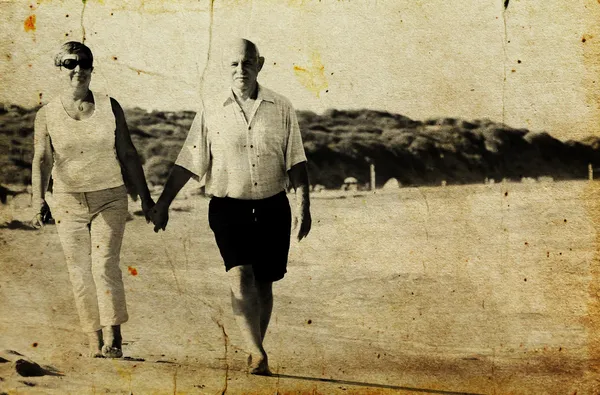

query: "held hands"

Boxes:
[293, 205, 312, 241]
[149, 200, 169, 233]
[141, 197, 156, 224]
[141, 196, 169, 233]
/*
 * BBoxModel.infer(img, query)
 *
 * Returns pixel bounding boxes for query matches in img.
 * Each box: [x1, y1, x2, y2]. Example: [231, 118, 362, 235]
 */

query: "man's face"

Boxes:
[225, 44, 263, 91]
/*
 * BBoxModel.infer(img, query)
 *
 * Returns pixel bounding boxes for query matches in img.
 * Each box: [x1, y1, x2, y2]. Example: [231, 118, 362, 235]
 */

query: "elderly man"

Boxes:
[150, 38, 311, 375]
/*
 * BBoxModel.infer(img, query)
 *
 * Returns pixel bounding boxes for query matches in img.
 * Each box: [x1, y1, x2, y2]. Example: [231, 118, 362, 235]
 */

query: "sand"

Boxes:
[0, 180, 599, 394]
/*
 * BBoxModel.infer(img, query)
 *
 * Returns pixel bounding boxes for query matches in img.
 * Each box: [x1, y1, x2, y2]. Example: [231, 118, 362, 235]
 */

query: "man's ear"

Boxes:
[257, 56, 265, 72]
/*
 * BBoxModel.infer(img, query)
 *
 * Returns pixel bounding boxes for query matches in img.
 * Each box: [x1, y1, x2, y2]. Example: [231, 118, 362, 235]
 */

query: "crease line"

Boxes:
[173, 365, 178, 395]
[158, 232, 227, 382]
[198, 0, 215, 107]
[501, 1, 508, 124]
[218, 323, 229, 395]
[159, 233, 183, 294]
[80, 0, 87, 43]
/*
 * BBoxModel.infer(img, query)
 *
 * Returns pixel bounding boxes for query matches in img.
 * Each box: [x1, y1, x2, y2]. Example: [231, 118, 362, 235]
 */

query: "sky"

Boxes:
[1, 0, 599, 140]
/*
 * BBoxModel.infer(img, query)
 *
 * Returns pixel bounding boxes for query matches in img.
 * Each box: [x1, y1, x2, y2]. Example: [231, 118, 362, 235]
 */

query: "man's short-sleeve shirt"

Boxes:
[175, 85, 307, 200]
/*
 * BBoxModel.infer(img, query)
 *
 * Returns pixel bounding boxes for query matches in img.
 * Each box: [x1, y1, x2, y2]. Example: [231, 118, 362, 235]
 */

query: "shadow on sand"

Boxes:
[271, 373, 483, 395]
[0, 220, 40, 231]
[0, 350, 64, 377]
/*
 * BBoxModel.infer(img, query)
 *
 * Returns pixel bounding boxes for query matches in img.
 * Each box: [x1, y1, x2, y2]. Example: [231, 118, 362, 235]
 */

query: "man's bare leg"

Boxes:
[255, 280, 273, 341]
[228, 265, 270, 375]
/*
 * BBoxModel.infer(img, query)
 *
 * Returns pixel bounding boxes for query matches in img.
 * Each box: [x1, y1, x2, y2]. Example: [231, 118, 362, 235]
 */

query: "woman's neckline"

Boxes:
[60, 90, 97, 121]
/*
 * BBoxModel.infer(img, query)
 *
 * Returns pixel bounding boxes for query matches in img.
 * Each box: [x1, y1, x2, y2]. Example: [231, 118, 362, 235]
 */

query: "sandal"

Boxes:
[101, 345, 123, 359]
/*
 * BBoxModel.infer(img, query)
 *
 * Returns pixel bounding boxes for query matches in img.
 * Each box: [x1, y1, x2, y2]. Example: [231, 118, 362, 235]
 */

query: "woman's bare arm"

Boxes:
[111, 98, 154, 215]
[31, 106, 53, 208]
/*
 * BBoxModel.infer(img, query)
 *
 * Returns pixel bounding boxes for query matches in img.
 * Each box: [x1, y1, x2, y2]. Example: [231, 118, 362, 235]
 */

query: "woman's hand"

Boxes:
[32, 200, 52, 229]
[150, 201, 169, 233]
[141, 197, 156, 224]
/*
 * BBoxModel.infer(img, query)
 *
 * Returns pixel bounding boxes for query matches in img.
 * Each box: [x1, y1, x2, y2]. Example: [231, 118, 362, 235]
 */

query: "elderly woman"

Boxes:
[31, 41, 154, 358]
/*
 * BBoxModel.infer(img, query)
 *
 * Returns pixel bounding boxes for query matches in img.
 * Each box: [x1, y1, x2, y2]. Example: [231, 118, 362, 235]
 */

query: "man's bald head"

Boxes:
[225, 38, 260, 60]
[223, 38, 265, 94]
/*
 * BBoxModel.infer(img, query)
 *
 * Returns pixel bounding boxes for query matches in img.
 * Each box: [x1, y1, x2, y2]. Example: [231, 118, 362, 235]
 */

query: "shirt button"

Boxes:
[252, 164, 255, 167]
[250, 145, 253, 148]
[248, 126, 251, 130]
[254, 182, 258, 186]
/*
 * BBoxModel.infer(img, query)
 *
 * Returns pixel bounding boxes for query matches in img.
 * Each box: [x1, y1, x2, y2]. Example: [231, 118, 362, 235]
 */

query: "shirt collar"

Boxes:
[222, 84, 275, 106]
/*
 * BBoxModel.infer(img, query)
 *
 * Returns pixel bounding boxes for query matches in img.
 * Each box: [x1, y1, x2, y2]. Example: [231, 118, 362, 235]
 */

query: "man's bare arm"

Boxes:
[151, 165, 194, 232]
[288, 161, 311, 241]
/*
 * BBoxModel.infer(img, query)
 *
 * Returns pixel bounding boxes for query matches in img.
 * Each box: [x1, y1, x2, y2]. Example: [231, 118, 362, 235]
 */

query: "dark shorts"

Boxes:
[208, 191, 292, 282]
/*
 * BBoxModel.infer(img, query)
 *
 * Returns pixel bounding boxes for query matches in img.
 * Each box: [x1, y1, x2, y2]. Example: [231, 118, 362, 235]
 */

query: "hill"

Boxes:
[2, 103, 600, 189]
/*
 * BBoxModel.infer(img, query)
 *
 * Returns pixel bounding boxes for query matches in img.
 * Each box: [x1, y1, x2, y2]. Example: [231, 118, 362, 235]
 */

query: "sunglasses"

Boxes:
[61, 58, 93, 70]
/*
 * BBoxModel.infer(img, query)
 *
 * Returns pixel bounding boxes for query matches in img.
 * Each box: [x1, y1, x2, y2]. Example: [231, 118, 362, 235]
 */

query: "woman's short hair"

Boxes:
[54, 41, 94, 67]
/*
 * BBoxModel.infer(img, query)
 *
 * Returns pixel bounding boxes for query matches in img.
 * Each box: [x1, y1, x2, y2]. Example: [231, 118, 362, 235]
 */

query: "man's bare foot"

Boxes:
[101, 325, 123, 358]
[248, 353, 271, 376]
[88, 330, 104, 358]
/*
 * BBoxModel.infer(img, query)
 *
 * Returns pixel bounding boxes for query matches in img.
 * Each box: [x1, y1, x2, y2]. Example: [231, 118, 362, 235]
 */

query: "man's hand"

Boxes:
[141, 197, 156, 224]
[147, 164, 194, 232]
[150, 201, 169, 232]
[293, 205, 311, 241]
[288, 162, 311, 242]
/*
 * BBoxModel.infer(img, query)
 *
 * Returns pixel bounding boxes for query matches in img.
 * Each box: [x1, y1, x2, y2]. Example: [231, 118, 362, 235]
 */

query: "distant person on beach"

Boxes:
[31, 41, 155, 358]
[149, 38, 311, 375]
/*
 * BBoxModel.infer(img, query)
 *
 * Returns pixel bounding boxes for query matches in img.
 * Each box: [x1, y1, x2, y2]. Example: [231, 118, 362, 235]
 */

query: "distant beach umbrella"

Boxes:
[383, 178, 401, 189]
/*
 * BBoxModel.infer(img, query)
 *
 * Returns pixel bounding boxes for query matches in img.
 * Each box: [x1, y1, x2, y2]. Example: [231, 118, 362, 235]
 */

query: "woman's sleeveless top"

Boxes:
[45, 92, 124, 193]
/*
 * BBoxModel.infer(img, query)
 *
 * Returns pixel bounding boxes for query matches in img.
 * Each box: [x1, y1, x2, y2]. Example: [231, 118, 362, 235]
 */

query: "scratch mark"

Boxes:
[80, 0, 87, 42]
[196, 0, 214, 139]
[491, 347, 496, 381]
[159, 234, 183, 294]
[217, 322, 229, 395]
[417, 188, 430, 242]
[501, 1, 508, 124]
[198, 0, 215, 95]
[182, 236, 189, 275]
[173, 364, 178, 395]
[106, 56, 192, 83]
[158, 232, 227, 377]
[125, 65, 165, 77]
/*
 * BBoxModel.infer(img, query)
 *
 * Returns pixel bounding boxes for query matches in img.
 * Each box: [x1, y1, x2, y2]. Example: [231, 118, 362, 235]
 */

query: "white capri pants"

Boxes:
[51, 185, 129, 332]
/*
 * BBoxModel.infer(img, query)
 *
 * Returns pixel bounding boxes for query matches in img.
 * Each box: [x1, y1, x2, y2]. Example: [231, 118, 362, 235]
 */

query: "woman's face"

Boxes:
[59, 52, 93, 89]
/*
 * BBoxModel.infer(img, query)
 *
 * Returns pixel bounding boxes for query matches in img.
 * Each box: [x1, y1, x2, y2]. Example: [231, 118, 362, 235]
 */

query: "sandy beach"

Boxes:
[1, 180, 599, 394]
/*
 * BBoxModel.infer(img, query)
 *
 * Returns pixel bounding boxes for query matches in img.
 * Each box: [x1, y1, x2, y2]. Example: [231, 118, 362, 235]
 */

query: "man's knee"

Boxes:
[228, 265, 256, 297]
